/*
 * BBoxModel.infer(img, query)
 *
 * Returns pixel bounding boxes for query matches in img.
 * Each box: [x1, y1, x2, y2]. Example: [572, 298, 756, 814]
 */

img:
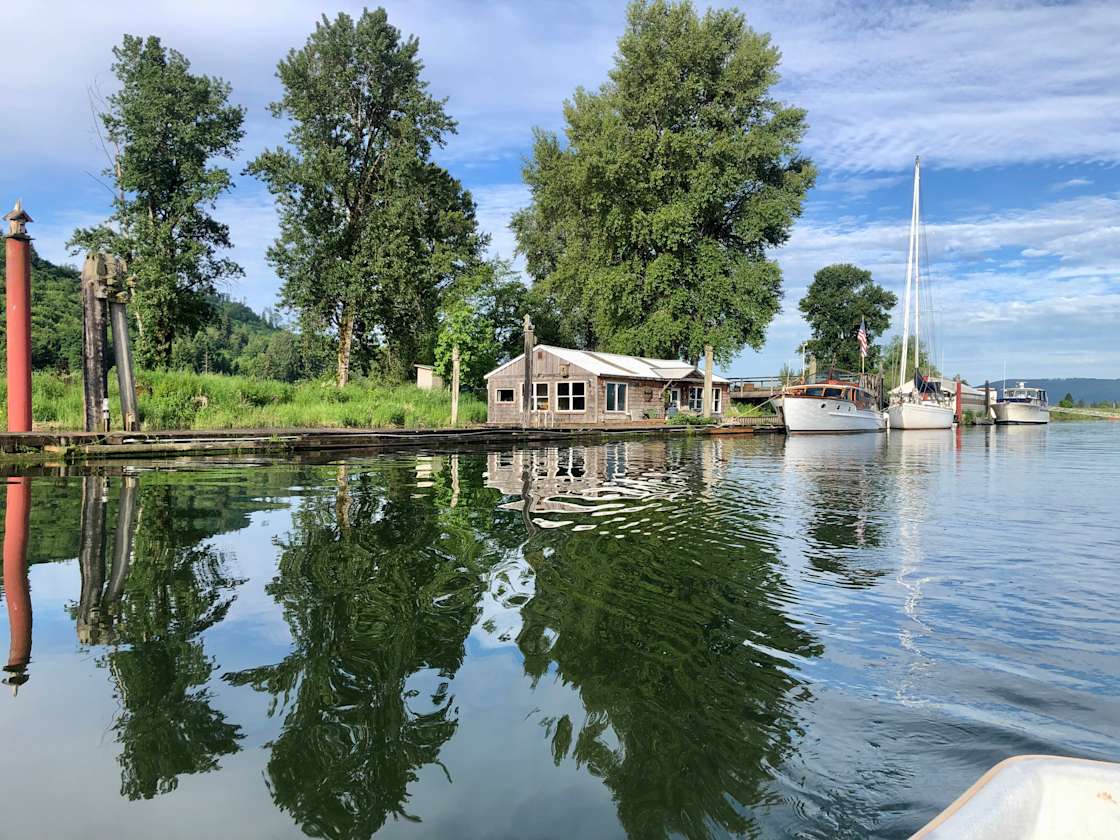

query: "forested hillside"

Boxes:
[0, 248, 327, 382]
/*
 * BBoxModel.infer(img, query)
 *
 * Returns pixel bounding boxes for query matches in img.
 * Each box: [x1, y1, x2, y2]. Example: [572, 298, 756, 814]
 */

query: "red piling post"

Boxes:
[3, 476, 32, 692]
[3, 201, 34, 432]
[955, 378, 963, 424]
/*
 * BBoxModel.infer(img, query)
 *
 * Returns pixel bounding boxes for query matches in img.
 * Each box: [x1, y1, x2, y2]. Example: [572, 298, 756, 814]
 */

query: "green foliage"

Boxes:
[798, 263, 896, 372]
[68, 35, 245, 368]
[0, 249, 83, 374]
[0, 370, 486, 431]
[434, 300, 499, 391]
[668, 412, 719, 426]
[882, 334, 941, 390]
[1059, 392, 1075, 408]
[724, 401, 774, 417]
[250, 9, 485, 386]
[512, 0, 815, 363]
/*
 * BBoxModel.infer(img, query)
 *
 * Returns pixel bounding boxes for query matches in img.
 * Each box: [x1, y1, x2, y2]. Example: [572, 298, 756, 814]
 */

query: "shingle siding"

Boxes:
[485, 347, 728, 426]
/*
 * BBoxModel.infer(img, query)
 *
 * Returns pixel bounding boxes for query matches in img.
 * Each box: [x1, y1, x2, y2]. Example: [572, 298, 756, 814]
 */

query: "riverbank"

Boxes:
[0, 370, 487, 431]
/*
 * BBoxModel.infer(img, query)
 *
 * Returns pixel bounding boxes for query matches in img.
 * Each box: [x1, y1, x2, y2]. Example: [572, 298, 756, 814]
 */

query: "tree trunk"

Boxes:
[337, 305, 355, 388]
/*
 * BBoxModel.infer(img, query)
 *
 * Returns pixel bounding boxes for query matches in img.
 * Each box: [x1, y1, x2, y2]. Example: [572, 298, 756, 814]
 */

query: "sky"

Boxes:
[2, 0, 1118, 382]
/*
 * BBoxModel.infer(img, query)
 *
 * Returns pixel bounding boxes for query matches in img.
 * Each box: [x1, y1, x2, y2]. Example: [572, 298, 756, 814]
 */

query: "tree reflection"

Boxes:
[225, 459, 493, 839]
[73, 476, 245, 800]
[509, 442, 824, 840]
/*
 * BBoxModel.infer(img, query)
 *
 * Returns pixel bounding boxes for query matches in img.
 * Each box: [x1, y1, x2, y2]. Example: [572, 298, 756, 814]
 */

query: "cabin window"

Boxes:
[688, 386, 703, 412]
[533, 382, 550, 411]
[606, 382, 628, 412]
[687, 386, 721, 412]
[495, 388, 515, 404]
[824, 387, 844, 399]
[803, 387, 824, 397]
[668, 388, 680, 408]
[557, 382, 586, 412]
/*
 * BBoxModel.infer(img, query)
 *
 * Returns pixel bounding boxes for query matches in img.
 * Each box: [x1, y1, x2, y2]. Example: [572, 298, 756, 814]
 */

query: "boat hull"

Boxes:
[888, 401, 955, 430]
[776, 395, 886, 434]
[994, 402, 1049, 425]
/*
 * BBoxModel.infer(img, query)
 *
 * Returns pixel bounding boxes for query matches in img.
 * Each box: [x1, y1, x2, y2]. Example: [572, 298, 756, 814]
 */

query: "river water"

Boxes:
[1, 423, 1117, 839]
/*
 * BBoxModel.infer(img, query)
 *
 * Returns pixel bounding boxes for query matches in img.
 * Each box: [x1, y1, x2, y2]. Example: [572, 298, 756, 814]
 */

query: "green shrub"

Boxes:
[668, 413, 719, 426]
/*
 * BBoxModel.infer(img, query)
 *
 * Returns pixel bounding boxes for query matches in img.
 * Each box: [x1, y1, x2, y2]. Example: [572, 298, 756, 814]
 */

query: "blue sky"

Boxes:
[3, 0, 1118, 382]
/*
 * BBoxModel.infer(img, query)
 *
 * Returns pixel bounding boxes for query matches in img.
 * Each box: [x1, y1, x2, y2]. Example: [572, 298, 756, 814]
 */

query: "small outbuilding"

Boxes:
[414, 364, 444, 391]
[484, 345, 728, 426]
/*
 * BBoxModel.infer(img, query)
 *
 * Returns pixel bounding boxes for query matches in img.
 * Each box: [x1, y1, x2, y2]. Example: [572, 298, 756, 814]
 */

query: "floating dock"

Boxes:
[0, 417, 784, 465]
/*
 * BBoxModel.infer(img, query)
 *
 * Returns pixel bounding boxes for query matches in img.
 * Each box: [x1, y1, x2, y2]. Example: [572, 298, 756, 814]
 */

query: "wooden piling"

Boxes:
[522, 315, 534, 427]
[451, 344, 460, 427]
[80, 255, 110, 432]
[703, 344, 714, 418]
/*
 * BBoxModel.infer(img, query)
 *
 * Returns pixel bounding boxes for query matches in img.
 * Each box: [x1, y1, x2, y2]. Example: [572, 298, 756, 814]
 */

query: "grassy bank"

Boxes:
[0, 371, 487, 431]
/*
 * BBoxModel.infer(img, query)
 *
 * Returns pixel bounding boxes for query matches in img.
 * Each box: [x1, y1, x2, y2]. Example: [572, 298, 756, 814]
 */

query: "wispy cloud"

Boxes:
[1051, 178, 1094, 191]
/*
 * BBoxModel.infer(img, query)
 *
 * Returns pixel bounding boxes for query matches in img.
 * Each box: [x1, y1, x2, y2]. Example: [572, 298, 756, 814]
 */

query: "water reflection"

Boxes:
[782, 435, 890, 588]
[489, 441, 823, 839]
[3, 477, 31, 691]
[224, 461, 496, 839]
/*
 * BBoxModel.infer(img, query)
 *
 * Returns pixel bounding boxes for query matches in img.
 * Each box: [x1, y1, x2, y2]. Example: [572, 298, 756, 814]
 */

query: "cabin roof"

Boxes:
[484, 344, 729, 383]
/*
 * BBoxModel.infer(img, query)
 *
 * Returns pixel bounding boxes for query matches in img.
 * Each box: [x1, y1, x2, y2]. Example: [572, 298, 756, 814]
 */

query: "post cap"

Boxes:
[3, 199, 32, 237]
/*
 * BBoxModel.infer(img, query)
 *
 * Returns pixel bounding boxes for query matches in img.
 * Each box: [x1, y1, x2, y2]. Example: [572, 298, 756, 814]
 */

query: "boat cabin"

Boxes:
[783, 378, 877, 410]
[1002, 383, 1047, 406]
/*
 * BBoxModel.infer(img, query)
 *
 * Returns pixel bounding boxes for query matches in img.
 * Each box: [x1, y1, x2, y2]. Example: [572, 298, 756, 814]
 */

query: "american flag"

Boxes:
[856, 318, 868, 358]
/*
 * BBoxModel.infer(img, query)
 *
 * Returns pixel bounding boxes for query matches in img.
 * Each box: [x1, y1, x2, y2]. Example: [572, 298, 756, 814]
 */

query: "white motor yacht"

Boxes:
[994, 382, 1049, 425]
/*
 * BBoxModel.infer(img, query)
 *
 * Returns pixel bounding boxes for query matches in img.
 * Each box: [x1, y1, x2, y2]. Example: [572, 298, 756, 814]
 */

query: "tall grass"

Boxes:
[0, 371, 486, 431]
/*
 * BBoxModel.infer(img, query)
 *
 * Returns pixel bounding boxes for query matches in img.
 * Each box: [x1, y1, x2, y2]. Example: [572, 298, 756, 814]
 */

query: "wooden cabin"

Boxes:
[484, 345, 729, 426]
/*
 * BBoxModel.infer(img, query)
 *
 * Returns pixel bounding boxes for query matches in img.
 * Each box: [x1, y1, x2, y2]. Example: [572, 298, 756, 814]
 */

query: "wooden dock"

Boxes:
[0, 418, 785, 464]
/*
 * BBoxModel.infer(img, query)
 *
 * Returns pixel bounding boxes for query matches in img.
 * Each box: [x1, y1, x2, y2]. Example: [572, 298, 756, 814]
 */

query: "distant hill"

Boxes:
[993, 379, 1120, 404]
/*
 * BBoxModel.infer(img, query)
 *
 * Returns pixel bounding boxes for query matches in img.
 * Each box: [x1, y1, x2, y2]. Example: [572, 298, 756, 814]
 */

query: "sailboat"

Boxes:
[888, 157, 955, 430]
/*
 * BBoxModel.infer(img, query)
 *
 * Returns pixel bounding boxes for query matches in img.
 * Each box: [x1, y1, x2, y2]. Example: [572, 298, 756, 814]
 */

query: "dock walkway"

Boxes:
[0, 418, 784, 464]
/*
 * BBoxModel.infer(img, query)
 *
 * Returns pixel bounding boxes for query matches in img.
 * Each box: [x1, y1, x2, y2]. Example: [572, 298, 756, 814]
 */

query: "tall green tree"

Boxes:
[251, 9, 485, 386]
[798, 263, 896, 371]
[511, 0, 814, 364]
[69, 35, 245, 368]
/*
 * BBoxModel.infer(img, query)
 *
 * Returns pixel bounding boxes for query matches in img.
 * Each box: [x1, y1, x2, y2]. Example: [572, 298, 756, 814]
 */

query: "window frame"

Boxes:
[556, 381, 587, 413]
[712, 387, 722, 413]
[532, 381, 550, 412]
[495, 388, 515, 404]
[688, 385, 703, 412]
[605, 381, 629, 413]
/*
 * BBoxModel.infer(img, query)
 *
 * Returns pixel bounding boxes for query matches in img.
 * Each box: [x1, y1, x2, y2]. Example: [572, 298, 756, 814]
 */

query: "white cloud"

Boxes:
[731, 192, 1120, 379]
[746, 0, 1120, 172]
[1052, 178, 1094, 191]
[472, 183, 531, 266]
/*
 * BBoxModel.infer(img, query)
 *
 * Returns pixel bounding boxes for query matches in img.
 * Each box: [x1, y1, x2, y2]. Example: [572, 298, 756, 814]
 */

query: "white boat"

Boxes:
[912, 755, 1120, 839]
[891, 378, 996, 420]
[994, 382, 1049, 425]
[775, 374, 887, 434]
[889, 157, 954, 431]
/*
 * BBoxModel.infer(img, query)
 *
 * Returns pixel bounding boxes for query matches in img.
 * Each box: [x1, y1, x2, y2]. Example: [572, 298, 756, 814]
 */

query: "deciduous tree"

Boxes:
[512, 0, 814, 364]
[69, 35, 245, 368]
[798, 263, 896, 371]
[251, 9, 485, 386]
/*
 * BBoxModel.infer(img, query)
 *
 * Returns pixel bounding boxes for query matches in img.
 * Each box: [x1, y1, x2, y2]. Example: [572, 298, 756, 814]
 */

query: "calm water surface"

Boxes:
[1, 424, 1118, 839]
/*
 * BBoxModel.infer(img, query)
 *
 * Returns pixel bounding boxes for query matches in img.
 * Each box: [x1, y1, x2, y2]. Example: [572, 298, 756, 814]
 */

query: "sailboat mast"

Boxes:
[913, 157, 922, 378]
[899, 156, 919, 386]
